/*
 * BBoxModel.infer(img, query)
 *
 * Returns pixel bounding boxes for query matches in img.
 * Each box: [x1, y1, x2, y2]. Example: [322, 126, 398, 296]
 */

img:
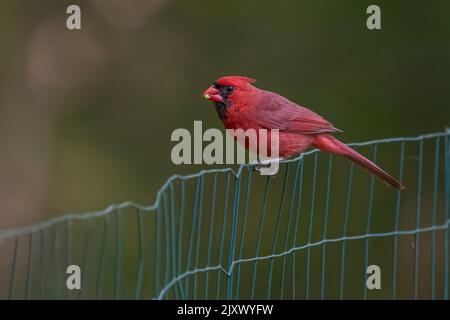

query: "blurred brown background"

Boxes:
[0, 0, 449, 230]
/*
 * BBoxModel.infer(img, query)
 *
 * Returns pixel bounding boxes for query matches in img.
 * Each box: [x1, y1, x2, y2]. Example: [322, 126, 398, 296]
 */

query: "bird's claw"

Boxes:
[252, 161, 279, 176]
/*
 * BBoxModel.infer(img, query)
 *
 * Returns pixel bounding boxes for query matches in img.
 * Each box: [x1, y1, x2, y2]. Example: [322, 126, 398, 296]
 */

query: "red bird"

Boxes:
[202, 76, 404, 190]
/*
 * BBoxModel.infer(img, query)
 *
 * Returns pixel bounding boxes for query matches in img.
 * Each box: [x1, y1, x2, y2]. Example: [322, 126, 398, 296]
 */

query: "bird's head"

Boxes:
[202, 76, 257, 104]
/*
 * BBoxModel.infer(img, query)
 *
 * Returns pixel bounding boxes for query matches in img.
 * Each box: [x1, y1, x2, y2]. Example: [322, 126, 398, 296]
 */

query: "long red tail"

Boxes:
[313, 134, 405, 190]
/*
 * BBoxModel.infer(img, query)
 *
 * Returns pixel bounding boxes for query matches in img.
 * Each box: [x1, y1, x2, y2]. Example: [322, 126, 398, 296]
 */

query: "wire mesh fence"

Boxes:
[0, 131, 449, 299]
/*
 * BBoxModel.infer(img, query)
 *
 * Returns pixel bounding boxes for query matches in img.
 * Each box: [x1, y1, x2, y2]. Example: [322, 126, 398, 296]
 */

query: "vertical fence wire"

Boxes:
[291, 159, 305, 299]
[339, 162, 354, 299]
[430, 137, 440, 299]
[205, 173, 218, 299]
[234, 169, 253, 299]
[40, 229, 45, 299]
[280, 160, 302, 299]
[194, 176, 205, 299]
[444, 135, 449, 299]
[217, 172, 231, 299]
[177, 180, 185, 299]
[305, 152, 319, 299]
[135, 208, 145, 299]
[320, 154, 333, 299]
[267, 165, 290, 299]
[227, 175, 241, 300]
[392, 142, 405, 299]
[25, 233, 33, 299]
[250, 176, 271, 299]
[363, 145, 377, 300]
[413, 140, 424, 299]
[115, 209, 122, 299]
[8, 237, 18, 299]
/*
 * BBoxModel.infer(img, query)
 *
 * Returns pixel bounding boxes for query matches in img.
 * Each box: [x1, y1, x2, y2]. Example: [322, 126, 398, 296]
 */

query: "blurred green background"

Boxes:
[0, 0, 449, 230]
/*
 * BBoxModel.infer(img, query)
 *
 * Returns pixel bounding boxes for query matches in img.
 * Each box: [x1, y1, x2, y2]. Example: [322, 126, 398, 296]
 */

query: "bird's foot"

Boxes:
[251, 157, 284, 176]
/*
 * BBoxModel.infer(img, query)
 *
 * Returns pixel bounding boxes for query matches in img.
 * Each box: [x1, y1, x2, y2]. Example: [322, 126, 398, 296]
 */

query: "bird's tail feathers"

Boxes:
[313, 134, 405, 190]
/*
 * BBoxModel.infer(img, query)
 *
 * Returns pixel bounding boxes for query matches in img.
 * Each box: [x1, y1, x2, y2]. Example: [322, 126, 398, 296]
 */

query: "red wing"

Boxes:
[254, 91, 342, 135]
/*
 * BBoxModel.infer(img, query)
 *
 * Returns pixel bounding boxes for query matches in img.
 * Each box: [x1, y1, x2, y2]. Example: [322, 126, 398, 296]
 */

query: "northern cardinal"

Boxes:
[202, 76, 404, 190]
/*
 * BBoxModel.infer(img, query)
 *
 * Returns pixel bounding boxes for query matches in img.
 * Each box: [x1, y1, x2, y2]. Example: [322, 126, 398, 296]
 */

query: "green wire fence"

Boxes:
[0, 131, 449, 299]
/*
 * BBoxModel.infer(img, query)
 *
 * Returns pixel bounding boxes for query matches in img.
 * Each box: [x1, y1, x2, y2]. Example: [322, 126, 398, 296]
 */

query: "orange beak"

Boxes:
[202, 86, 224, 103]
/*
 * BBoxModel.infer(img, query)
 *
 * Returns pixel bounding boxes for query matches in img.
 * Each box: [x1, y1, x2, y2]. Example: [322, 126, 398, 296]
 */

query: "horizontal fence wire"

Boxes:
[0, 131, 449, 299]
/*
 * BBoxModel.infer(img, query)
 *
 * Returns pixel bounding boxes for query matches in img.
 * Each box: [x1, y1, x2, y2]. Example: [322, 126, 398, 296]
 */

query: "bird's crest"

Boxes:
[214, 76, 257, 88]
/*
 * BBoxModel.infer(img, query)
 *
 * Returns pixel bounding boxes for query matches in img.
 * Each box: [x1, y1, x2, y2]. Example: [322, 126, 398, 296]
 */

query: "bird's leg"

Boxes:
[252, 157, 284, 176]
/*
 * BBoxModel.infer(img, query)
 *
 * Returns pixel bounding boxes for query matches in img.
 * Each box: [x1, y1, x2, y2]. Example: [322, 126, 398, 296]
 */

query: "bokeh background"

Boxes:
[0, 0, 449, 229]
[0, 0, 449, 300]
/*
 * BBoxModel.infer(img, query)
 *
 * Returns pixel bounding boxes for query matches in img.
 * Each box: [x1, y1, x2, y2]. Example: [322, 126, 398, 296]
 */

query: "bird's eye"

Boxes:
[225, 86, 234, 94]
